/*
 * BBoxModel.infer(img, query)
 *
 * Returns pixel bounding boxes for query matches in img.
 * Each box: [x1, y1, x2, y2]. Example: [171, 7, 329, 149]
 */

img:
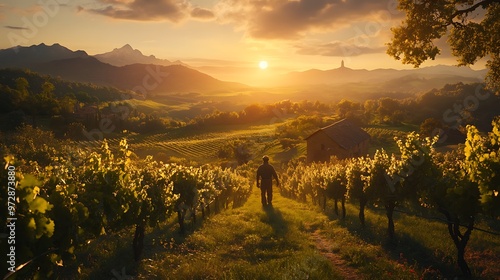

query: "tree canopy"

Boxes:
[387, 0, 500, 94]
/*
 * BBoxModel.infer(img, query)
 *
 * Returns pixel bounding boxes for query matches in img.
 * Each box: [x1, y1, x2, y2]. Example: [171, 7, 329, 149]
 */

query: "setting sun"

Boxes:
[259, 60, 269, 69]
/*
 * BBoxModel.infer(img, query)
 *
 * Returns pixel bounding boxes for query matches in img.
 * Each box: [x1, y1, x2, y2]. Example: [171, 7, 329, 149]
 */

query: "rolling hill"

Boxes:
[0, 43, 249, 94]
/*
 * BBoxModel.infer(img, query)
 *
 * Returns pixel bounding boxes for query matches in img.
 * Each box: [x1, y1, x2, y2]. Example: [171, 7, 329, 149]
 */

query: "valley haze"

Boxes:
[0, 43, 487, 102]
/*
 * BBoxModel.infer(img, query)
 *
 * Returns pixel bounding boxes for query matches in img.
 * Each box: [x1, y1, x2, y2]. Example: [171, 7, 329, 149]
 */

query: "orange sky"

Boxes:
[0, 0, 487, 84]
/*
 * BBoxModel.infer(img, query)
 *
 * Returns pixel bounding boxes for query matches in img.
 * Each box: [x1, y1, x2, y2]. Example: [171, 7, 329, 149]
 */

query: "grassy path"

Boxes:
[135, 188, 361, 279]
[77, 187, 500, 279]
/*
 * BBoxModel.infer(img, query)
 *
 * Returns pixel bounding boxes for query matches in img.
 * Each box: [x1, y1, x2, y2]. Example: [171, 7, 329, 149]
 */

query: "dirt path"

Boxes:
[307, 225, 364, 280]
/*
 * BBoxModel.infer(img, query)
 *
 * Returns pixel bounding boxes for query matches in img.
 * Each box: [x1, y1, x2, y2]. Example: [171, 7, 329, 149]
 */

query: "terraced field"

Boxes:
[75, 123, 415, 165]
[77, 124, 281, 164]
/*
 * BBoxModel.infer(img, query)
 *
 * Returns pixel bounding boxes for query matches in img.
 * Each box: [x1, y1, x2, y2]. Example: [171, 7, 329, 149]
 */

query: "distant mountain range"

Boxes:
[94, 44, 186, 67]
[0, 43, 488, 95]
[279, 62, 486, 89]
[0, 43, 87, 67]
[0, 43, 246, 93]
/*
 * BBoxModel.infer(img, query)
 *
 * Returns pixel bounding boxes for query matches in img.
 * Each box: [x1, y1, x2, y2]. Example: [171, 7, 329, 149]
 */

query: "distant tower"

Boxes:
[341, 60, 345, 68]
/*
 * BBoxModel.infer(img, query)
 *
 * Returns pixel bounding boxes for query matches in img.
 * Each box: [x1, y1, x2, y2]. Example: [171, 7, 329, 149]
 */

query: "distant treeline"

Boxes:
[192, 82, 500, 138]
[0, 68, 130, 104]
[0, 69, 183, 137]
[359, 83, 500, 131]
[191, 100, 332, 126]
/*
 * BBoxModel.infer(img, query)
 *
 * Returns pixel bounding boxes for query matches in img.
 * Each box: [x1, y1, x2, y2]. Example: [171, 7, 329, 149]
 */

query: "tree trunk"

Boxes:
[214, 197, 219, 214]
[341, 197, 346, 219]
[177, 209, 185, 233]
[334, 199, 339, 216]
[439, 208, 474, 278]
[133, 221, 145, 261]
[385, 200, 396, 239]
[457, 246, 471, 278]
[359, 196, 367, 226]
[201, 203, 205, 219]
[234, 196, 240, 207]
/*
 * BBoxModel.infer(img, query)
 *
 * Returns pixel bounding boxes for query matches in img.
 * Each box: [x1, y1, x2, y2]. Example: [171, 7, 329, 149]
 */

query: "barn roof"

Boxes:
[305, 119, 370, 150]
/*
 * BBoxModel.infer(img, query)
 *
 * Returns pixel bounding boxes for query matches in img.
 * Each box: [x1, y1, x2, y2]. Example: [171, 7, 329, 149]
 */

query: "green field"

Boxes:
[72, 189, 500, 279]
[75, 120, 419, 167]
[77, 120, 309, 166]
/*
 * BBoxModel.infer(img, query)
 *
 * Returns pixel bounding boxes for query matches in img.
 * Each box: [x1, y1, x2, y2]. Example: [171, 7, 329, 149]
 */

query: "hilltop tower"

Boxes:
[341, 60, 345, 68]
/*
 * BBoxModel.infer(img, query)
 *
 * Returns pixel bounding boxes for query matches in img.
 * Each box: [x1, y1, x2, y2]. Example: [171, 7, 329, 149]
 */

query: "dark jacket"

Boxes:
[257, 163, 279, 188]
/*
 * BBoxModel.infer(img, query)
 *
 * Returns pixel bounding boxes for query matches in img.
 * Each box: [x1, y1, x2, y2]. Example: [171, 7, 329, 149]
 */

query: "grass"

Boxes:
[62, 187, 500, 279]
[69, 189, 345, 279]
[320, 202, 500, 279]
[135, 189, 345, 280]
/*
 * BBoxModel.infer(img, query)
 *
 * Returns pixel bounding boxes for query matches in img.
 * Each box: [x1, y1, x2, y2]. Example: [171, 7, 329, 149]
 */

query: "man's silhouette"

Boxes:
[256, 155, 279, 207]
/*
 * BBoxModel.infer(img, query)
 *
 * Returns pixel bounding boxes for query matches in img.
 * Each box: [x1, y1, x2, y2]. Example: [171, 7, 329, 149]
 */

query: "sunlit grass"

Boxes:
[68, 187, 499, 279]
[322, 202, 500, 279]
[136, 189, 344, 279]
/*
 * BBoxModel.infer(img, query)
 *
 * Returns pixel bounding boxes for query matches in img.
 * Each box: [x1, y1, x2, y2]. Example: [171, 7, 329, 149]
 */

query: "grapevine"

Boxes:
[280, 120, 500, 278]
[1, 138, 251, 278]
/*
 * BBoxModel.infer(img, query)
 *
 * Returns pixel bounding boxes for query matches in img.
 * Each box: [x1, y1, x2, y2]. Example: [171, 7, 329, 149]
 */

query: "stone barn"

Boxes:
[305, 119, 370, 163]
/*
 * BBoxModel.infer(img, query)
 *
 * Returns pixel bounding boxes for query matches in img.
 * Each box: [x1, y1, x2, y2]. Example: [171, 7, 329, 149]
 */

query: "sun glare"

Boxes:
[259, 60, 268, 69]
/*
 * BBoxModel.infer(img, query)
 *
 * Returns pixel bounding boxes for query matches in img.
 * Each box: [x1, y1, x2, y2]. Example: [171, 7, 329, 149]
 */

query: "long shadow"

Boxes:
[81, 211, 212, 280]
[390, 231, 456, 277]
[324, 204, 458, 278]
[323, 200, 384, 243]
[72, 233, 137, 280]
[263, 205, 289, 237]
[228, 205, 295, 265]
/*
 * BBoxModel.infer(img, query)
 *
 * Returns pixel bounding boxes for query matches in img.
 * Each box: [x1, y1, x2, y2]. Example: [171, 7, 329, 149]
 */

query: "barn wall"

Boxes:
[306, 132, 348, 163]
[359, 139, 369, 157]
[306, 133, 370, 163]
[347, 139, 369, 158]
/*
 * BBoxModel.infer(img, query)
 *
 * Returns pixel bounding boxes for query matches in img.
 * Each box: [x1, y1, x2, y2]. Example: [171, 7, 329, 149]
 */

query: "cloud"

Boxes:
[4, 25, 31, 30]
[296, 41, 386, 57]
[87, 0, 190, 22]
[216, 0, 403, 40]
[191, 7, 215, 20]
[84, 0, 217, 22]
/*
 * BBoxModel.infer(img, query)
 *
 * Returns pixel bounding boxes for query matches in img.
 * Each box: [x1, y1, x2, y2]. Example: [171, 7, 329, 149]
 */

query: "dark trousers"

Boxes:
[260, 184, 272, 205]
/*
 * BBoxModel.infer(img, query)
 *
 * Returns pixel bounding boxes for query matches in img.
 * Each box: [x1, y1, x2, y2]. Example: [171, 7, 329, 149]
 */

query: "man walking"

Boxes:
[256, 155, 279, 207]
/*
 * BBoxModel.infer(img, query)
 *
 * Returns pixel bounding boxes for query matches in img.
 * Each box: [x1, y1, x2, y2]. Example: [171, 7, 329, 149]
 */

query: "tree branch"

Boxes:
[449, 0, 500, 24]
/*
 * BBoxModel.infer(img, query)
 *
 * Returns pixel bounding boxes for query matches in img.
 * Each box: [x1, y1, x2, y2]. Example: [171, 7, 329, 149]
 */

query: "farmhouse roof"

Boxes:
[305, 119, 370, 150]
